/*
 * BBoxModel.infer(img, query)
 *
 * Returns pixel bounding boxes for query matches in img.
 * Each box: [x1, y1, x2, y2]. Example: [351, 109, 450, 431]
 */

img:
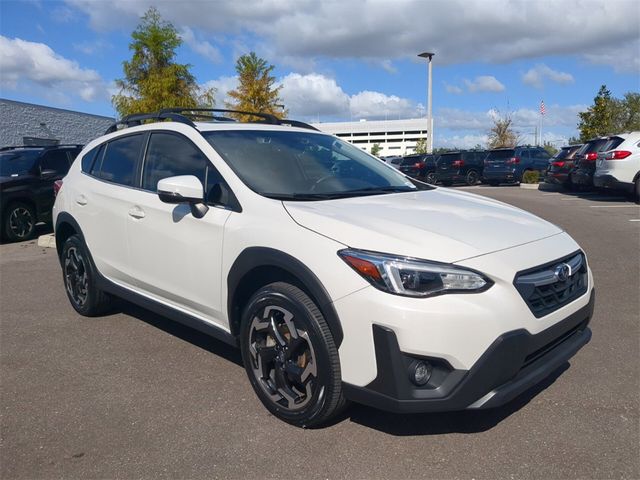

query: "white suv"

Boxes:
[594, 131, 640, 198]
[53, 109, 594, 427]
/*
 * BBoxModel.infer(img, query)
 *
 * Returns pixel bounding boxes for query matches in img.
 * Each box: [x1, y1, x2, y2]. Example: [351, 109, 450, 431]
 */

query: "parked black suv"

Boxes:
[437, 150, 486, 186]
[545, 144, 583, 188]
[483, 146, 551, 185]
[570, 137, 615, 190]
[0, 145, 82, 241]
[398, 154, 438, 183]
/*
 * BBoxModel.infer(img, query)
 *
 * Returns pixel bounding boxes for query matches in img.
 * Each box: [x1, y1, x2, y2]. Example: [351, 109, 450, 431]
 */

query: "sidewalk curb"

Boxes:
[520, 183, 540, 190]
[37, 234, 56, 249]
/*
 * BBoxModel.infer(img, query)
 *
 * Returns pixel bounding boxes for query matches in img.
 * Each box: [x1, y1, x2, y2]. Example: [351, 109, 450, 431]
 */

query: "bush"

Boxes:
[522, 170, 540, 184]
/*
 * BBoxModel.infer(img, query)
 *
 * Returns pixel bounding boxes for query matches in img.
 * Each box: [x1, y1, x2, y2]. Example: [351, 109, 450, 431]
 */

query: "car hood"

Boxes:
[283, 188, 563, 263]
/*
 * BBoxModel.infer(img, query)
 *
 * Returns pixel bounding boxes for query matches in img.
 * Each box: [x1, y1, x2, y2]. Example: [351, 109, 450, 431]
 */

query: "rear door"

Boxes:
[77, 133, 145, 287]
[531, 148, 552, 172]
[484, 149, 515, 173]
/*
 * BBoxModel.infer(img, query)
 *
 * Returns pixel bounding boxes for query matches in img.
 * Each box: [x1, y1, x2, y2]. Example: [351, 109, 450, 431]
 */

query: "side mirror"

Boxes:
[157, 175, 209, 218]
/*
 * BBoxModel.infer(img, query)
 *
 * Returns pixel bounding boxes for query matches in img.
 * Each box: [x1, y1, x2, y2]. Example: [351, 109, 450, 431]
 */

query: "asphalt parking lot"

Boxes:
[1, 186, 639, 479]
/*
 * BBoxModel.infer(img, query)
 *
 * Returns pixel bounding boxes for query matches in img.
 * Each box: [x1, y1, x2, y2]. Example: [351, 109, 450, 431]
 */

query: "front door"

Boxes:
[125, 131, 232, 327]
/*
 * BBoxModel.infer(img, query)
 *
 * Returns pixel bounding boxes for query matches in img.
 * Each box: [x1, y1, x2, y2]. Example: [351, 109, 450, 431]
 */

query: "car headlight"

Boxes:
[338, 249, 492, 297]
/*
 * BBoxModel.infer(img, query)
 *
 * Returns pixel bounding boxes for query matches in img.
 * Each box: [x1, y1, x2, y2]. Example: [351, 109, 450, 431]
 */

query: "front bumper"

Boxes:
[342, 289, 594, 413]
[593, 174, 634, 193]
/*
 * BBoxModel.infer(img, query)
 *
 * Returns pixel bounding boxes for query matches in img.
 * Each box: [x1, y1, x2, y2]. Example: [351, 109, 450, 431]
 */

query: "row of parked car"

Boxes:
[383, 131, 640, 199]
[383, 145, 553, 186]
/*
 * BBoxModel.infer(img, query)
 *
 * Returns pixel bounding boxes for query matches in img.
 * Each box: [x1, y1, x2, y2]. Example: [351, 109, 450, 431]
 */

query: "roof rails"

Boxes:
[104, 108, 320, 135]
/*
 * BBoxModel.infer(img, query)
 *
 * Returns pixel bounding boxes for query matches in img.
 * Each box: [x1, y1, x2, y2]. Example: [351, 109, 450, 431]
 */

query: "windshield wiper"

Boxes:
[264, 186, 417, 201]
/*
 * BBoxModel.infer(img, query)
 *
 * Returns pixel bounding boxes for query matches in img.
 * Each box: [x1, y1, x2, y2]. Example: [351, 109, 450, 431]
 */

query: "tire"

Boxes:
[635, 177, 640, 203]
[425, 171, 437, 184]
[61, 234, 112, 316]
[465, 170, 479, 186]
[3, 201, 36, 242]
[240, 282, 347, 427]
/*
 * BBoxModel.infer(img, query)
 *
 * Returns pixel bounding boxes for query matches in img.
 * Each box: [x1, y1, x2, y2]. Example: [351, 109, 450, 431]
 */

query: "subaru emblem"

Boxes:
[554, 263, 572, 282]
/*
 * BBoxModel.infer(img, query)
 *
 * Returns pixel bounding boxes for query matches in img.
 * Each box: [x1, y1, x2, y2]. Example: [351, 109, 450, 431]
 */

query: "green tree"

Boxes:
[112, 7, 214, 117]
[226, 52, 286, 121]
[615, 92, 640, 132]
[414, 138, 428, 154]
[542, 141, 558, 156]
[577, 85, 616, 141]
[370, 143, 382, 156]
[488, 112, 519, 148]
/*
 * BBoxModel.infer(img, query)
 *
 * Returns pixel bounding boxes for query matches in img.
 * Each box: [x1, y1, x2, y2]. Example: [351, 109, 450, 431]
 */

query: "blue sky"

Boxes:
[1, 0, 638, 148]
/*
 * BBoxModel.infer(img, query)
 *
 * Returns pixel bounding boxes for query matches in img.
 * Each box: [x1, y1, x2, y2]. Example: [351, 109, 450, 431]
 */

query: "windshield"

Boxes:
[0, 150, 40, 176]
[204, 130, 421, 200]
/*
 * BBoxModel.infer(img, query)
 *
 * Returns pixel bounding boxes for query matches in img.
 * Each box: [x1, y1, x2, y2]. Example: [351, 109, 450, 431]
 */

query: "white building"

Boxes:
[311, 118, 429, 157]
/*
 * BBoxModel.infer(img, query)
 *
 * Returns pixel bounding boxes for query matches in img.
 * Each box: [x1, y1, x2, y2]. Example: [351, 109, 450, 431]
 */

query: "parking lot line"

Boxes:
[629, 219, 640, 222]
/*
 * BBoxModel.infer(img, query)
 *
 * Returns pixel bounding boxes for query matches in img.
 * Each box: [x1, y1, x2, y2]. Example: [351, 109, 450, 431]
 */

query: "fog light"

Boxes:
[409, 360, 432, 386]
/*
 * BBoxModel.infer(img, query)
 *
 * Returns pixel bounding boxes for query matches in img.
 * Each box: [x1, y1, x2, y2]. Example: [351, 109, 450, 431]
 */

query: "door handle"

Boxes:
[128, 206, 145, 219]
[76, 195, 87, 206]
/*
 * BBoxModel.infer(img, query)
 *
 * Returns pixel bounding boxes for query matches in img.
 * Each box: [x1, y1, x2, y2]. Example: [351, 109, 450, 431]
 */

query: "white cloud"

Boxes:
[200, 75, 238, 106]
[445, 83, 463, 95]
[204, 72, 419, 120]
[279, 73, 349, 116]
[522, 64, 574, 88]
[464, 76, 505, 93]
[66, 0, 639, 71]
[435, 134, 489, 150]
[180, 27, 222, 63]
[0, 36, 107, 102]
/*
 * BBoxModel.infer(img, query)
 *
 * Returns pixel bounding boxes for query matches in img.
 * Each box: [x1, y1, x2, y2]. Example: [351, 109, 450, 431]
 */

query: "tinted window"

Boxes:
[40, 150, 71, 174]
[97, 135, 143, 186]
[0, 150, 40, 176]
[438, 153, 462, 165]
[81, 146, 99, 172]
[601, 136, 624, 152]
[142, 133, 207, 191]
[486, 149, 515, 160]
[531, 149, 551, 160]
[554, 147, 572, 160]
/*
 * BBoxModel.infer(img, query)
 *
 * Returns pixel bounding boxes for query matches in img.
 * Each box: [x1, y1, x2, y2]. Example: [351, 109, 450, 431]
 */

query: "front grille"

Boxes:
[514, 251, 588, 318]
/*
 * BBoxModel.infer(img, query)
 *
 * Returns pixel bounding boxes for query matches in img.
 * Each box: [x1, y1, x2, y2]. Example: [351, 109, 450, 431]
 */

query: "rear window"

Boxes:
[578, 138, 610, 154]
[438, 153, 462, 164]
[553, 147, 573, 160]
[400, 157, 421, 166]
[601, 136, 625, 152]
[486, 149, 515, 160]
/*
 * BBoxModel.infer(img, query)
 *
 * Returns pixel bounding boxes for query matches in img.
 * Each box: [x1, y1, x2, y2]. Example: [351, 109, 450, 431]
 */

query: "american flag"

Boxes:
[540, 100, 546, 116]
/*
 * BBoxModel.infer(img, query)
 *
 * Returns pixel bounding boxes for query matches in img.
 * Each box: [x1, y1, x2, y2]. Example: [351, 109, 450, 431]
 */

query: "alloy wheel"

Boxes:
[8, 207, 34, 239]
[64, 246, 88, 307]
[247, 305, 318, 411]
[425, 172, 437, 184]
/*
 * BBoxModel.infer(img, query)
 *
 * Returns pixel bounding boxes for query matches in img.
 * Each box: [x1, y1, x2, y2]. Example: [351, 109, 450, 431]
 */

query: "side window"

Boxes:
[142, 133, 207, 191]
[80, 146, 99, 173]
[40, 150, 71, 174]
[97, 135, 144, 186]
[89, 145, 105, 176]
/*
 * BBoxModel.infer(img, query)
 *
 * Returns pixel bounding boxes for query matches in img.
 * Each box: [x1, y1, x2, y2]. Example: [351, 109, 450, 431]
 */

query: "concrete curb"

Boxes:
[37, 234, 56, 249]
[520, 183, 540, 190]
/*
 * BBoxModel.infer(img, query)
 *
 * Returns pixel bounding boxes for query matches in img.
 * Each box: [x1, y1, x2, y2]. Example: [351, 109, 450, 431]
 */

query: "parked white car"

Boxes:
[53, 109, 594, 427]
[594, 131, 640, 198]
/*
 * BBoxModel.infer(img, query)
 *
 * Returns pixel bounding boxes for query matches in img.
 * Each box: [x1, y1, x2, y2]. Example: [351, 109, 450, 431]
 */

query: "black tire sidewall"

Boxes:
[466, 170, 479, 186]
[4, 202, 36, 242]
[239, 285, 336, 426]
[61, 235, 102, 316]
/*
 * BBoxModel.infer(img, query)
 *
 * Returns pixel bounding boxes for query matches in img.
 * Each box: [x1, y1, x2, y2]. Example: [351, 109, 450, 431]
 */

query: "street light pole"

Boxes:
[418, 52, 435, 153]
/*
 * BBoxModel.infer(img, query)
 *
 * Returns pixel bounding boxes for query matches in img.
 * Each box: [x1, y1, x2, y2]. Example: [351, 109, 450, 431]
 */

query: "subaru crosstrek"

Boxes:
[53, 109, 594, 427]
